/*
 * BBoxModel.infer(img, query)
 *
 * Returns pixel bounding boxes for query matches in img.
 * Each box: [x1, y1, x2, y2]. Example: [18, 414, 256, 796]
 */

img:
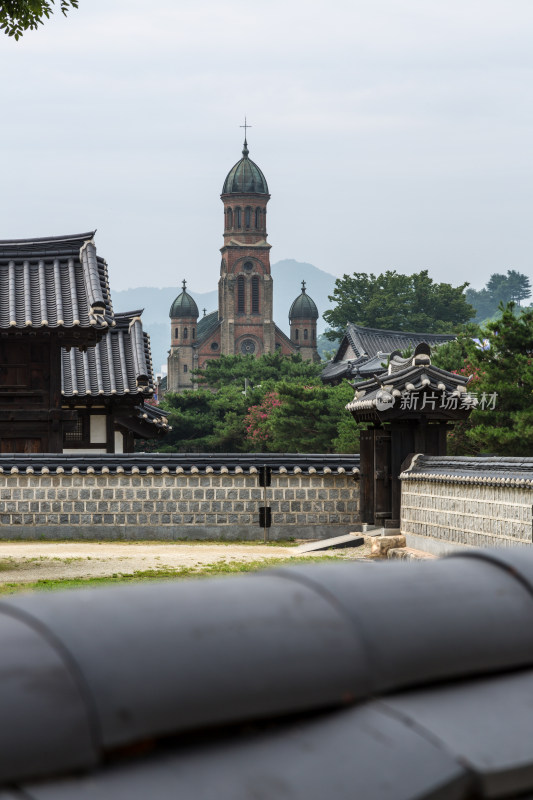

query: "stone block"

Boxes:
[371, 535, 406, 557]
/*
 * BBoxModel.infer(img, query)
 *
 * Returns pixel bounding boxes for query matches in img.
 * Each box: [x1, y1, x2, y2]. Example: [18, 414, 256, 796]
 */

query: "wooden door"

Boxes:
[374, 430, 392, 523]
[359, 429, 375, 524]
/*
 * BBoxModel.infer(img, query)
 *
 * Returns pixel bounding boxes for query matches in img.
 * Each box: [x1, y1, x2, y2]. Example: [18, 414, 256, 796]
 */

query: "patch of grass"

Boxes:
[0, 555, 344, 595]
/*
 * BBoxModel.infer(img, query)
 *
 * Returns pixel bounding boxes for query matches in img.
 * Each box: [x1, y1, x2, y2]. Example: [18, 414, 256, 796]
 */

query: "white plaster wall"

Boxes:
[401, 479, 533, 548]
[90, 415, 107, 444]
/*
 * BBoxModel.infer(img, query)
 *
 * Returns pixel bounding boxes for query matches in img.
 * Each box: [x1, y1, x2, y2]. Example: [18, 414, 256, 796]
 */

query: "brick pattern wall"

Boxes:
[0, 469, 359, 540]
[401, 479, 532, 548]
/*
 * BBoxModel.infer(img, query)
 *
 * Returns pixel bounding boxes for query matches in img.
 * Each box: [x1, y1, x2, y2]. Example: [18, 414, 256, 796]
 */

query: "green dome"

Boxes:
[169, 280, 199, 318]
[289, 282, 319, 321]
[222, 140, 269, 195]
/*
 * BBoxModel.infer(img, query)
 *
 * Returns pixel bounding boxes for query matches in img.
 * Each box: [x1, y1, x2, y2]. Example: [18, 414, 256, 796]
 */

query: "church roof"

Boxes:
[289, 282, 319, 320]
[0, 232, 113, 331]
[222, 140, 269, 195]
[61, 310, 153, 398]
[169, 281, 199, 319]
[196, 309, 220, 344]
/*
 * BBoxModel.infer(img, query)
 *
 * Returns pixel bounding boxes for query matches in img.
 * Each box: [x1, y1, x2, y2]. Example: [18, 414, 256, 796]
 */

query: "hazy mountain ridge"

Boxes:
[112, 260, 337, 374]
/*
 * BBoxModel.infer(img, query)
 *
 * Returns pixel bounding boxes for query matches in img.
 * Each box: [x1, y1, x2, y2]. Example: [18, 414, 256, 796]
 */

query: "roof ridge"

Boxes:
[348, 322, 455, 340]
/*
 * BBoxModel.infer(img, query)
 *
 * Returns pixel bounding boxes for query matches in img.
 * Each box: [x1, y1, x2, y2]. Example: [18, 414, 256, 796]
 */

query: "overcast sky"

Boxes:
[1, 0, 532, 294]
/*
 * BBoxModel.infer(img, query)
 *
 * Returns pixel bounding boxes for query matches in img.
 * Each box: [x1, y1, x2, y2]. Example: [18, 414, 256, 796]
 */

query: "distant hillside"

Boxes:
[112, 260, 337, 374]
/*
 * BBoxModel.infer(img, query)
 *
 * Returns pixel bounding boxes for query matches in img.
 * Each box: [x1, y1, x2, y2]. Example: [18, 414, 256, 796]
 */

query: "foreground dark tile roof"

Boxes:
[61, 310, 153, 398]
[3, 549, 533, 797]
[0, 232, 113, 331]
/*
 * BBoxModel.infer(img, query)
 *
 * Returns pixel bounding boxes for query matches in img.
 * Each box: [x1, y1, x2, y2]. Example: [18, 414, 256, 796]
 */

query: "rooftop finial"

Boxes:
[240, 117, 251, 157]
[182, 279, 187, 291]
[301, 280, 306, 292]
[203, 308, 206, 317]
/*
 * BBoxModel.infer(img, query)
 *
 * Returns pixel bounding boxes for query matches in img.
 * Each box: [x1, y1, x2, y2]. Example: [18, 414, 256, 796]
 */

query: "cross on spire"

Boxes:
[240, 116, 251, 140]
[240, 117, 251, 157]
[301, 280, 306, 292]
[182, 279, 187, 291]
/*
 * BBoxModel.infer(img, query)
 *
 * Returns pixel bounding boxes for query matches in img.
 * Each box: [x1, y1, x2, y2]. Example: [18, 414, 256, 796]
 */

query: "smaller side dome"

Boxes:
[169, 280, 199, 318]
[289, 281, 319, 321]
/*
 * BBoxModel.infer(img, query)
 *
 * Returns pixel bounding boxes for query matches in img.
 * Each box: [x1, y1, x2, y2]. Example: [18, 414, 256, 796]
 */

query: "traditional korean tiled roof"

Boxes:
[345, 323, 456, 359]
[0, 453, 359, 475]
[0, 232, 113, 331]
[322, 324, 456, 384]
[345, 345, 475, 417]
[131, 403, 171, 431]
[61, 310, 153, 398]
[401, 454, 533, 487]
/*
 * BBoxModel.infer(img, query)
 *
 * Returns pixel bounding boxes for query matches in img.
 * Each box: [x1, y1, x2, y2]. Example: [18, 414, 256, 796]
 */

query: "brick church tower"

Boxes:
[166, 135, 319, 393]
[218, 136, 275, 357]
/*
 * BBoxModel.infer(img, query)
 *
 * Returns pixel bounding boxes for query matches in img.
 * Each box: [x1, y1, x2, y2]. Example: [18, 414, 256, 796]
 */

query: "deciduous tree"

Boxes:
[1, 1, 78, 39]
[323, 270, 474, 340]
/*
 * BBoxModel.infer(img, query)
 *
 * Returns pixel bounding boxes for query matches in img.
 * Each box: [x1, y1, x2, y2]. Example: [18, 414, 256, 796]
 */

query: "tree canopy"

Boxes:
[432, 304, 533, 456]
[323, 270, 474, 340]
[150, 353, 360, 454]
[0, 0, 78, 39]
[194, 352, 322, 389]
[466, 270, 532, 322]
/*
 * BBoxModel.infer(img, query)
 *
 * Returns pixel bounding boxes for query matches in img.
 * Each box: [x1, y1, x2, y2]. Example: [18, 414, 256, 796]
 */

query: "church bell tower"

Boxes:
[219, 133, 275, 357]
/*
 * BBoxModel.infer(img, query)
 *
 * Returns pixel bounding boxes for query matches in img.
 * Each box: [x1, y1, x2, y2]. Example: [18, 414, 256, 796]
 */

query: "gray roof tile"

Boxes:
[0, 232, 113, 331]
[345, 323, 456, 359]
[61, 310, 153, 398]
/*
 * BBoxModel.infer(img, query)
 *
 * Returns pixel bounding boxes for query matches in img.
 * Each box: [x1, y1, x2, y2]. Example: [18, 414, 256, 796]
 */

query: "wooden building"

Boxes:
[0, 233, 168, 454]
[61, 310, 170, 453]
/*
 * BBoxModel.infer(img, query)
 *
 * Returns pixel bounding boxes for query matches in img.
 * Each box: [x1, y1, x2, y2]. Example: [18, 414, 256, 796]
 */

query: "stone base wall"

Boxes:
[0, 469, 359, 541]
[401, 480, 532, 549]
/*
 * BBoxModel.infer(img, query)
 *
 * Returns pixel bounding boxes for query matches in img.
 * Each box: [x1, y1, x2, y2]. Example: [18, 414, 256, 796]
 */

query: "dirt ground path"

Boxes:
[0, 541, 360, 584]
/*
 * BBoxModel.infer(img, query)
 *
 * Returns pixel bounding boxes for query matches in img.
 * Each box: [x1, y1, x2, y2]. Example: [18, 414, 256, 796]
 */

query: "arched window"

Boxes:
[255, 208, 261, 229]
[304, 329, 308, 340]
[235, 207, 242, 228]
[192, 328, 195, 339]
[295, 329, 299, 340]
[227, 208, 233, 229]
[251, 276, 259, 314]
[237, 276, 245, 314]
[184, 364, 188, 373]
[183, 327, 188, 340]
[174, 328, 179, 339]
[245, 207, 252, 228]
[312, 329, 315, 340]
